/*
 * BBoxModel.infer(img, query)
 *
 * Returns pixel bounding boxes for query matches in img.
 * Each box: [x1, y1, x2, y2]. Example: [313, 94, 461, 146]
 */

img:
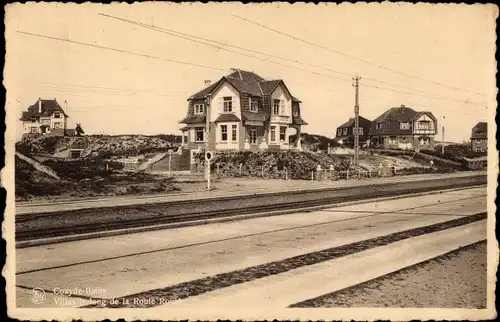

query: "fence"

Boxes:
[189, 161, 401, 181]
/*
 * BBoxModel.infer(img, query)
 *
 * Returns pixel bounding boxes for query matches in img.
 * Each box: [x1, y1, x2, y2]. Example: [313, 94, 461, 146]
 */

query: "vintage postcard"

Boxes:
[3, 1, 498, 321]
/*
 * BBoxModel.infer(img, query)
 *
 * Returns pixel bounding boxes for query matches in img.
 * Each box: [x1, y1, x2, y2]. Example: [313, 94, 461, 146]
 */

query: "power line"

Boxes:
[101, 13, 479, 103]
[232, 14, 486, 97]
[18, 28, 487, 108]
[28, 84, 188, 98]
[100, 13, 487, 108]
[27, 80, 191, 95]
[99, 13, 355, 85]
[17, 30, 224, 71]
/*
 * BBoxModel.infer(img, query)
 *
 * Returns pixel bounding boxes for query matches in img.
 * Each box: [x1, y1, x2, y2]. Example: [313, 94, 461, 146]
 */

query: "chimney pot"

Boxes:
[38, 98, 42, 113]
[204, 80, 211, 86]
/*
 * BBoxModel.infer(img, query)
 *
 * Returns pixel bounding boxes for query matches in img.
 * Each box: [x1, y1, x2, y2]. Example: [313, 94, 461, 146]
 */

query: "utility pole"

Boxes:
[352, 74, 361, 167]
[441, 116, 445, 155]
[204, 94, 212, 181]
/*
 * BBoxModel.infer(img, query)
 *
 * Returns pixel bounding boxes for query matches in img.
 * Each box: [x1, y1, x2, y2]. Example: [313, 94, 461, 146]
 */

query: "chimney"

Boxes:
[64, 100, 68, 114]
[38, 98, 42, 113]
[400, 104, 405, 112]
[204, 80, 211, 87]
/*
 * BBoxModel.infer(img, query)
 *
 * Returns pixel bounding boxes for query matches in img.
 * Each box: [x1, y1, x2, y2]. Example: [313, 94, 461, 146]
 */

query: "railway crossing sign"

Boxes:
[205, 151, 214, 162]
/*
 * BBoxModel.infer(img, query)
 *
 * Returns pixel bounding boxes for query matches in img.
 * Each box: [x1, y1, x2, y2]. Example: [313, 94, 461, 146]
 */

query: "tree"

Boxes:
[75, 123, 85, 136]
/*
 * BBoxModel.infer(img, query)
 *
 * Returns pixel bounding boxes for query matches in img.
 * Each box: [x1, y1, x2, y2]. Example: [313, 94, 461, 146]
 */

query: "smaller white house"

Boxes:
[20, 98, 69, 138]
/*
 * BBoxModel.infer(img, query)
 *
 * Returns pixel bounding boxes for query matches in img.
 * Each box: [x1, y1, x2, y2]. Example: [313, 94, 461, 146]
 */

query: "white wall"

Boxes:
[215, 122, 239, 150]
[210, 81, 241, 122]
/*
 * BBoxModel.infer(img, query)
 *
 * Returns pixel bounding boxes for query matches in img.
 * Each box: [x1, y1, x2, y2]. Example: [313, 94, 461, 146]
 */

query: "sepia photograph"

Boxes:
[2, 2, 498, 321]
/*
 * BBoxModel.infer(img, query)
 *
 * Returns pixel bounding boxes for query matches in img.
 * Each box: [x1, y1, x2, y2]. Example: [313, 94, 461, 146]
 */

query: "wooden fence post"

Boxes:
[239, 163, 242, 175]
[285, 168, 288, 181]
[261, 165, 264, 178]
[311, 171, 314, 182]
[347, 169, 350, 180]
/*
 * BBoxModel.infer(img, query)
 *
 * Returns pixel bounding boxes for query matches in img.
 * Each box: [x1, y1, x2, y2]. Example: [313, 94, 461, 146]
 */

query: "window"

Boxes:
[195, 127, 204, 142]
[249, 127, 257, 144]
[280, 100, 285, 115]
[270, 126, 276, 142]
[389, 136, 397, 144]
[220, 125, 228, 141]
[343, 128, 348, 135]
[418, 121, 430, 129]
[376, 123, 383, 130]
[272, 99, 280, 115]
[337, 129, 342, 136]
[400, 122, 410, 130]
[31, 117, 37, 123]
[194, 104, 205, 115]
[53, 122, 62, 129]
[232, 125, 237, 141]
[352, 127, 363, 135]
[30, 127, 37, 133]
[41, 119, 50, 125]
[250, 98, 258, 113]
[223, 97, 232, 113]
[53, 113, 61, 118]
[280, 126, 287, 142]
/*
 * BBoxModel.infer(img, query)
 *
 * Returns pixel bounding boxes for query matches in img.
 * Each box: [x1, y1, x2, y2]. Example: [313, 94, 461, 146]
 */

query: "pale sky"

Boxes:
[5, 2, 497, 143]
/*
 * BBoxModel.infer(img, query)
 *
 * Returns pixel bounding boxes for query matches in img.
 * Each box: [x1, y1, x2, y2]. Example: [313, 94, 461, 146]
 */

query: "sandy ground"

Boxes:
[294, 241, 487, 308]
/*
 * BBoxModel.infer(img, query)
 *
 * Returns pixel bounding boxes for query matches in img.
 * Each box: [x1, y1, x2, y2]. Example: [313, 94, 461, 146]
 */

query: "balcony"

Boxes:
[414, 128, 436, 135]
[270, 115, 290, 123]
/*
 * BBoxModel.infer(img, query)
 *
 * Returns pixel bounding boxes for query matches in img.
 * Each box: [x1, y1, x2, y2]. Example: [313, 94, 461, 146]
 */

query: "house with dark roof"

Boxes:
[368, 104, 437, 150]
[20, 98, 70, 140]
[470, 122, 487, 152]
[179, 68, 307, 156]
[334, 116, 372, 147]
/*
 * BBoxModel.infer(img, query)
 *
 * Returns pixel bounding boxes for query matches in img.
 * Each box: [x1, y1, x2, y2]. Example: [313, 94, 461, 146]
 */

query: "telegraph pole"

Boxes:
[352, 74, 361, 167]
[441, 116, 445, 155]
[204, 94, 212, 181]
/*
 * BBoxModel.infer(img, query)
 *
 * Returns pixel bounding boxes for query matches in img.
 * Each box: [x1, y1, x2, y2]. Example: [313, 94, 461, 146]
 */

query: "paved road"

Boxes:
[15, 186, 487, 310]
[16, 171, 485, 215]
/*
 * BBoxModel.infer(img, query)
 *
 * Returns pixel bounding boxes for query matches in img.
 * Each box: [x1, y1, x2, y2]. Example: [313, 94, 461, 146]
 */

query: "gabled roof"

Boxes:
[20, 98, 68, 121]
[187, 69, 299, 101]
[338, 116, 372, 128]
[369, 106, 421, 136]
[471, 121, 487, 139]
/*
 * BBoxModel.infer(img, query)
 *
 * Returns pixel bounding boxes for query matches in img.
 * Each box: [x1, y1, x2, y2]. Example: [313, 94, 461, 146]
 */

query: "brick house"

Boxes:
[20, 98, 69, 141]
[179, 69, 308, 159]
[334, 116, 372, 147]
[470, 122, 487, 152]
[368, 104, 437, 150]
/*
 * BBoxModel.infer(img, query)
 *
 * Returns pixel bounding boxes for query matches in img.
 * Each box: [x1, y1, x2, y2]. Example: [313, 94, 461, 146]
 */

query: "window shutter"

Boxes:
[190, 129, 195, 142]
[218, 97, 223, 114]
[280, 100, 285, 115]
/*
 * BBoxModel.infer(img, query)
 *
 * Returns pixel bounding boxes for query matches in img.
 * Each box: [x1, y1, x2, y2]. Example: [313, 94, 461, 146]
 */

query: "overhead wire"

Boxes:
[99, 13, 486, 108]
[231, 14, 486, 97]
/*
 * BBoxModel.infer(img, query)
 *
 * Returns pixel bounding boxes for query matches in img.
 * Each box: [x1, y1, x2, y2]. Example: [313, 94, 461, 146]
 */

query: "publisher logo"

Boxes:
[29, 288, 46, 304]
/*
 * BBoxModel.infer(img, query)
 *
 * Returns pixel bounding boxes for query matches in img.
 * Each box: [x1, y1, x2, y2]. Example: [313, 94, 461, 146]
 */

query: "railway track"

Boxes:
[16, 175, 486, 243]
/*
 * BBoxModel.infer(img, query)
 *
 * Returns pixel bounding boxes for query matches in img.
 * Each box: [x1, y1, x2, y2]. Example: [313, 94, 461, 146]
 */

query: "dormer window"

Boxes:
[53, 113, 61, 118]
[194, 104, 205, 115]
[293, 109, 299, 117]
[30, 117, 37, 123]
[400, 122, 410, 130]
[223, 97, 233, 113]
[249, 98, 258, 113]
[376, 122, 383, 130]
